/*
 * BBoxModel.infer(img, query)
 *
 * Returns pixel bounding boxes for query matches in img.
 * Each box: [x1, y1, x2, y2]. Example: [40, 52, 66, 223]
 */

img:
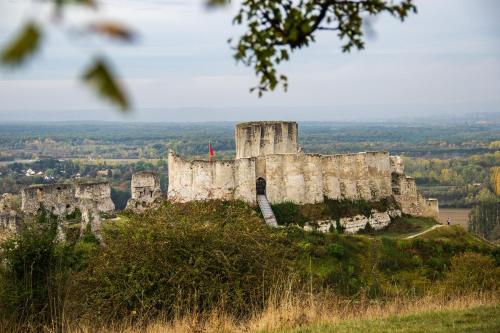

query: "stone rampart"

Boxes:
[168, 150, 394, 206]
[167, 151, 256, 203]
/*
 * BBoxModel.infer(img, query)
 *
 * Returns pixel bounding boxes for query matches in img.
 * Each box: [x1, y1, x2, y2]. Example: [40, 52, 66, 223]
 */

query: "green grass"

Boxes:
[267, 305, 500, 333]
[368, 216, 438, 238]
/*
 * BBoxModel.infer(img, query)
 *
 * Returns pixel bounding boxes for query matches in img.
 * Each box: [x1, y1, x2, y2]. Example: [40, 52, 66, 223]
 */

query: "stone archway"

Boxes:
[256, 177, 266, 195]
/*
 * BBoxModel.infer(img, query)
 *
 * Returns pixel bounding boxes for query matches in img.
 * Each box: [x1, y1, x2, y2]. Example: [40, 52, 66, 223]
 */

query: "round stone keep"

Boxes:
[235, 121, 298, 159]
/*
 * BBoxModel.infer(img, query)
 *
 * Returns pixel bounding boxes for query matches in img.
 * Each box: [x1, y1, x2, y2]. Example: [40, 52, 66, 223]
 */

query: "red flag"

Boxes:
[209, 140, 215, 160]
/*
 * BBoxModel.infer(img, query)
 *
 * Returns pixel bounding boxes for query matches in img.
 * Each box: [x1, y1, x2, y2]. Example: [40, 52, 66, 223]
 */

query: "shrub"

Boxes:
[327, 243, 345, 259]
[0, 209, 95, 329]
[272, 201, 307, 226]
[69, 201, 295, 322]
[438, 252, 500, 296]
[378, 238, 420, 272]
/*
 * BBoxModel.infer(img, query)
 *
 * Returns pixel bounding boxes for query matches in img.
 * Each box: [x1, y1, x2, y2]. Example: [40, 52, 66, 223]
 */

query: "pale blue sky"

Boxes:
[0, 0, 499, 121]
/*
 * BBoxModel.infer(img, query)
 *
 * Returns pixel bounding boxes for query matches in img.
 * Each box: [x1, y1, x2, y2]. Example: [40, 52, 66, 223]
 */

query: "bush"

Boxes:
[0, 209, 95, 329]
[271, 201, 307, 226]
[69, 201, 295, 322]
[438, 252, 500, 296]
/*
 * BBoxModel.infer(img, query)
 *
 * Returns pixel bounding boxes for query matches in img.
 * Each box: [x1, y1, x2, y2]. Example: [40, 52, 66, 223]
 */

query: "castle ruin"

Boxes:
[0, 193, 20, 239]
[21, 182, 115, 238]
[126, 171, 162, 212]
[168, 121, 438, 230]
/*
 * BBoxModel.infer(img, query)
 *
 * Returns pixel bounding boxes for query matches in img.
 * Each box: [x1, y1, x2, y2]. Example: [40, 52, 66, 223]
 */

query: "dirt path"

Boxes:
[405, 224, 445, 239]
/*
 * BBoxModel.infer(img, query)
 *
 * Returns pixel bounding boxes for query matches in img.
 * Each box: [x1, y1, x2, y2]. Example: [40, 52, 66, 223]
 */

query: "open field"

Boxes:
[269, 304, 500, 333]
[439, 208, 470, 228]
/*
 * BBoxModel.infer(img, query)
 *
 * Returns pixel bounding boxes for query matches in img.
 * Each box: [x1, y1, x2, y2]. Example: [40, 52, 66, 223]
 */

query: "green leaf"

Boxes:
[81, 58, 130, 112]
[1, 22, 42, 67]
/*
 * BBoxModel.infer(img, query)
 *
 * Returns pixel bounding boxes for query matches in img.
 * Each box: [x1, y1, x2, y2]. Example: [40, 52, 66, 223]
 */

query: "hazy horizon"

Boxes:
[1, 0, 500, 121]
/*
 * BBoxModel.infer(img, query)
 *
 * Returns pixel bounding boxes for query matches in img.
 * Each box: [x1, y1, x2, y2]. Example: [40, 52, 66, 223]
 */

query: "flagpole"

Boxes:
[209, 140, 212, 162]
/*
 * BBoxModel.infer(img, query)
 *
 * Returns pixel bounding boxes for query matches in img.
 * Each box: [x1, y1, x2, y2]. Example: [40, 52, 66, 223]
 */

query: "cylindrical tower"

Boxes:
[235, 121, 299, 159]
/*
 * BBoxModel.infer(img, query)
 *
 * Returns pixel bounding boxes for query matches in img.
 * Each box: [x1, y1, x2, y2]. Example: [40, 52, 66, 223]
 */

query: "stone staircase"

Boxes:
[257, 194, 278, 227]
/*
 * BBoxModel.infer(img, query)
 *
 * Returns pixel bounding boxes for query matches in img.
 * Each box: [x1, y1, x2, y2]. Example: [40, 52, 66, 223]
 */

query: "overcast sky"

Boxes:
[0, 0, 499, 121]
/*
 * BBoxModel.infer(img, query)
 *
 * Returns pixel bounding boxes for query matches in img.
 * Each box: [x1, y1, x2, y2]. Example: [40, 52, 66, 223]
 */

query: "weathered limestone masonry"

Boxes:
[126, 171, 163, 212]
[21, 182, 115, 238]
[168, 151, 256, 203]
[390, 157, 439, 219]
[236, 121, 299, 159]
[168, 121, 439, 230]
[0, 193, 20, 237]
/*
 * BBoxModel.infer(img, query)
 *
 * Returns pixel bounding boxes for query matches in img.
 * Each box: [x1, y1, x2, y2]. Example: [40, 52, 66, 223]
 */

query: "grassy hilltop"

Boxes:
[0, 200, 499, 332]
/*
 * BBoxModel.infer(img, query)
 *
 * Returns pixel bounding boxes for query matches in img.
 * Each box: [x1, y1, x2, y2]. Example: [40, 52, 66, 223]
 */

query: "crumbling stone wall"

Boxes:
[126, 172, 163, 212]
[0, 193, 20, 237]
[22, 184, 76, 215]
[76, 182, 115, 213]
[235, 121, 299, 159]
[392, 173, 439, 218]
[21, 182, 115, 238]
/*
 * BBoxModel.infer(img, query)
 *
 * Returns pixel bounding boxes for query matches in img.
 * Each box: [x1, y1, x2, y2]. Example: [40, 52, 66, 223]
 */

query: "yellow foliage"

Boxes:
[492, 167, 500, 196]
[489, 141, 500, 149]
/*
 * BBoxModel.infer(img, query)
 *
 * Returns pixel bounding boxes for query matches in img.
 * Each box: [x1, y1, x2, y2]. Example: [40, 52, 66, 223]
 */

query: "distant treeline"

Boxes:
[0, 122, 498, 161]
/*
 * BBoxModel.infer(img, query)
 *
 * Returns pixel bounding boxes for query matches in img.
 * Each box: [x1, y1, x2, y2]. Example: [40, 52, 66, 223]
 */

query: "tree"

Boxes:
[468, 199, 500, 241]
[1, 0, 416, 109]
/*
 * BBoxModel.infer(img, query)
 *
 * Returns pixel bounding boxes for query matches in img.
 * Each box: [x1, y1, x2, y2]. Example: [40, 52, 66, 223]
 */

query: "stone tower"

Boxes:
[235, 121, 299, 159]
[126, 171, 162, 211]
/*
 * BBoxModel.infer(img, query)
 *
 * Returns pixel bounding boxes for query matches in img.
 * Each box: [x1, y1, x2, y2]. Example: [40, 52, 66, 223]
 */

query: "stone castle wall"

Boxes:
[168, 150, 394, 205]
[167, 151, 256, 203]
[235, 121, 298, 159]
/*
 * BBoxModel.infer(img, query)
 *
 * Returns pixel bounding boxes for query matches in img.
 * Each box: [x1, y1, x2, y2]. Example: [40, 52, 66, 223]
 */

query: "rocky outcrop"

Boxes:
[304, 209, 402, 234]
[126, 171, 163, 212]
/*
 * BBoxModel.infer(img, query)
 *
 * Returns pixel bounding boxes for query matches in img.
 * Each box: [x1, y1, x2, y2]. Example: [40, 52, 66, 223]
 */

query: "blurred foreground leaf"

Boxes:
[82, 58, 130, 111]
[205, 0, 231, 7]
[1, 22, 42, 67]
[89, 21, 136, 42]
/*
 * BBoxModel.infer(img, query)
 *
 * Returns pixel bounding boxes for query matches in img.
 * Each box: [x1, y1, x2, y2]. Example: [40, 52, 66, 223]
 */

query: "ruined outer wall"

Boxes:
[321, 152, 391, 202]
[130, 172, 161, 200]
[21, 184, 75, 215]
[167, 151, 256, 203]
[21, 182, 115, 216]
[75, 182, 115, 213]
[235, 121, 298, 159]
[393, 175, 419, 215]
[0, 194, 20, 235]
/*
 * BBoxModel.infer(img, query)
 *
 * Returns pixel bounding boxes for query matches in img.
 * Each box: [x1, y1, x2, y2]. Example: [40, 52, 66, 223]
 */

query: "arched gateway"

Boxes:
[256, 177, 266, 195]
